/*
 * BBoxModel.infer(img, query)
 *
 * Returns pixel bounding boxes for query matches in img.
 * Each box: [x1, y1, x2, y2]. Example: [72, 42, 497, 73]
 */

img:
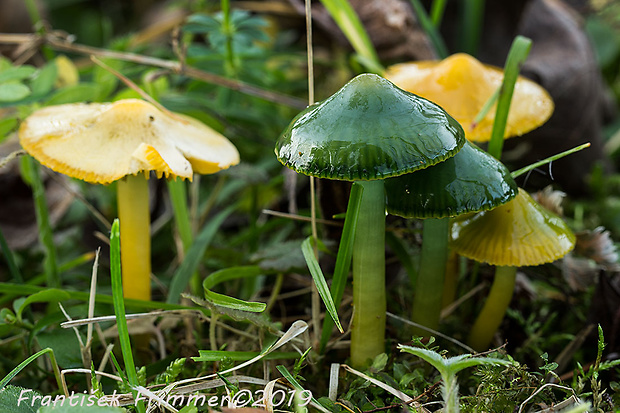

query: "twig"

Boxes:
[0, 149, 26, 168]
[0, 32, 307, 109]
[262, 209, 343, 227]
[386, 312, 476, 353]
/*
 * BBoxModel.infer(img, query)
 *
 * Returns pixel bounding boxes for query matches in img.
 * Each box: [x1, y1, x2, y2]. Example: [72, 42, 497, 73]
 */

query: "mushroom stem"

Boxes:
[411, 218, 450, 333]
[350, 180, 386, 367]
[467, 265, 516, 351]
[117, 174, 151, 301]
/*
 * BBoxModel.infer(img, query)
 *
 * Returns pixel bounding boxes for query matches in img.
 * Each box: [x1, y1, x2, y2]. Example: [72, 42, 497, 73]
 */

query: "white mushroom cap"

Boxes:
[19, 99, 240, 184]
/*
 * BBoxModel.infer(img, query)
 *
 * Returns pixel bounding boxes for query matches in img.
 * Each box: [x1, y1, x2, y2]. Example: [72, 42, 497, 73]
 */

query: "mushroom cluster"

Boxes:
[386, 53, 574, 349]
[19, 98, 239, 301]
[384, 141, 519, 331]
[276, 73, 466, 367]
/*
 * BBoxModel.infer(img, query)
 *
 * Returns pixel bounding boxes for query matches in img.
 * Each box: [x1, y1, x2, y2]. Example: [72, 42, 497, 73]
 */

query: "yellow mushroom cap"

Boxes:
[384, 53, 554, 142]
[450, 188, 575, 266]
[19, 99, 240, 184]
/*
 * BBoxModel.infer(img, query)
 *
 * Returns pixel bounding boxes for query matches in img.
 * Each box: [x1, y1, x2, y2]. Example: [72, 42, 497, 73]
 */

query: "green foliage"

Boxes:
[399, 345, 511, 412]
[0, 1, 619, 411]
[184, 10, 269, 57]
[0, 386, 42, 413]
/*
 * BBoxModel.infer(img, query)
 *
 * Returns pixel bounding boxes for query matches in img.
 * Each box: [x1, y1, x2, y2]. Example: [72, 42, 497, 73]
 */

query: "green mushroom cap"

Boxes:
[385, 141, 518, 218]
[275, 74, 465, 181]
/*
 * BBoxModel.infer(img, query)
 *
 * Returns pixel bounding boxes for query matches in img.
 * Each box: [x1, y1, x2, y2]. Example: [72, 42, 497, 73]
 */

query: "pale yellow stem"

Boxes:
[117, 174, 151, 301]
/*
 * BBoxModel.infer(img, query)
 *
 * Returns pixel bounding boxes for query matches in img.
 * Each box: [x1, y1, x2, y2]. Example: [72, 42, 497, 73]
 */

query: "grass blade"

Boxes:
[318, 0, 382, 73]
[511, 143, 591, 179]
[319, 182, 363, 352]
[0, 227, 22, 283]
[276, 365, 331, 413]
[0, 347, 63, 393]
[487, 35, 532, 159]
[301, 237, 343, 333]
[203, 266, 267, 312]
[0, 282, 200, 313]
[109, 219, 145, 413]
[471, 86, 500, 130]
[430, 0, 448, 27]
[167, 205, 236, 304]
[20, 155, 59, 288]
[461, 0, 485, 56]
[408, 0, 449, 58]
[167, 179, 193, 250]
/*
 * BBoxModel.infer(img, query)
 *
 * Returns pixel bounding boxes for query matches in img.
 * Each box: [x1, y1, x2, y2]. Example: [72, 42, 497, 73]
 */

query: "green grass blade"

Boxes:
[276, 365, 330, 413]
[203, 266, 266, 312]
[0, 252, 94, 307]
[511, 143, 591, 179]
[319, 182, 363, 352]
[168, 179, 204, 297]
[203, 287, 265, 312]
[0, 227, 22, 283]
[167, 205, 236, 304]
[408, 0, 449, 58]
[472, 86, 500, 129]
[487, 36, 532, 159]
[430, 0, 448, 27]
[318, 0, 382, 73]
[461, 0, 485, 56]
[16, 289, 71, 321]
[0, 347, 62, 392]
[0, 282, 199, 312]
[109, 219, 145, 413]
[167, 179, 193, 250]
[301, 237, 343, 333]
[21, 155, 59, 288]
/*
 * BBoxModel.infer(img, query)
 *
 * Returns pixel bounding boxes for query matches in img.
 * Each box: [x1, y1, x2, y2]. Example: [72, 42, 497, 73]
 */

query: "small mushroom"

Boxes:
[450, 188, 575, 350]
[385, 53, 554, 142]
[385, 141, 518, 330]
[19, 98, 239, 300]
[385, 141, 518, 219]
[276, 73, 465, 367]
[383, 52, 555, 335]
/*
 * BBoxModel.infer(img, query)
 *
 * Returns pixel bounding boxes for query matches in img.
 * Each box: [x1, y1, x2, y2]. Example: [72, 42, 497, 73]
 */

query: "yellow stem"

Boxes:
[468, 266, 516, 351]
[117, 174, 151, 301]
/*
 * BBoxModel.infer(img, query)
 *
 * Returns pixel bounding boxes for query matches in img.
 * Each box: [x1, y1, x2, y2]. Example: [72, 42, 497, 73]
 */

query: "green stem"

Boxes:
[167, 179, 202, 296]
[408, 0, 449, 58]
[318, 0, 382, 72]
[442, 373, 460, 413]
[412, 218, 450, 333]
[221, 0, 236, 76]
[487, 36, 532, 159]
[430, 0, 448, 27]
[23, 0, 42, 27]
[468, 266, 517, 351]
[22, 156, 59, 288]
[511, 143, 591, 179]
[319, 182, 363, 353]
[109, 219, 145, 413]
[0, 227, 22, 283]
[168, 180, 193, 250]
[461, 0, 485, 56]
[350, 180, 386, 367]
[117, 175, 151, 301]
